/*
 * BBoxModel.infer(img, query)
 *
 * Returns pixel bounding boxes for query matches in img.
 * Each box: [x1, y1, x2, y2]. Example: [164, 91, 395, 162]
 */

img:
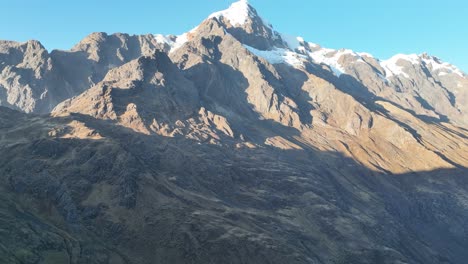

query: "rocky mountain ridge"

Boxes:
[1, 1, 466, 126]
[0, 1, 467, 264]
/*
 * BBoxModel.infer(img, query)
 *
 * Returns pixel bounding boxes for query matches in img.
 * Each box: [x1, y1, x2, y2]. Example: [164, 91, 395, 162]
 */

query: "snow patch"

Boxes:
[380, 54, 420, 78]
[168, 26, 199, 53]
[172, 33, 188, 51]
[381, 62, 408, 78]
[209, 0, 252, 26]
[244, 45, 306, 67]
[308, 42, 319, 48]
[380, 53, 465, 79]
[422, 56, 464, 78]
[306, 48, 363, 77]
[153, 34, 173, 46]
[358, 52, 374, 58]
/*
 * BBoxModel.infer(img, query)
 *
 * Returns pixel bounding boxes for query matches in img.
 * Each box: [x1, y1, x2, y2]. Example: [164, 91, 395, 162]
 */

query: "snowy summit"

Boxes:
[208, 0, 253, 26]
[157, 0, 466, 80]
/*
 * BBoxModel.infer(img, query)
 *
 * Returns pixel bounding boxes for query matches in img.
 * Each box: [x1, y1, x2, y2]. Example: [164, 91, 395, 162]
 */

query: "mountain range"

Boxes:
[0, 1, 467, 263]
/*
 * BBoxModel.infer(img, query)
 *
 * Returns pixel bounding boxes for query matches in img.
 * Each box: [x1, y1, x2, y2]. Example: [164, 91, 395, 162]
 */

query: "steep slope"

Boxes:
[53, 51, 238, 144]
[53, 32, 170, 91]
[207, 0, 287, 50]
[0, 40, 78, 113]
[47, 1, 467, 174]
[0, 33, 169, 113]
[2, 104, 468, 264]
[194, 1, 468, 127]
[167, 6, 467, 173]
[1, 0, 466, 126]
[1, 1, 468, 264]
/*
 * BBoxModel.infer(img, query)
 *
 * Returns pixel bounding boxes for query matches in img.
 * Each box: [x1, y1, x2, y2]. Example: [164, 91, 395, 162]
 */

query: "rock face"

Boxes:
[0, 33, 167, 113]
[1, 1, 468, 264]
[0, 40, 69, 113]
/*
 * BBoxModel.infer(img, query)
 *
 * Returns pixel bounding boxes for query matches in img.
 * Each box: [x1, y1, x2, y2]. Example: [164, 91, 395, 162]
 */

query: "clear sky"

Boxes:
[1, 0, 467, 72]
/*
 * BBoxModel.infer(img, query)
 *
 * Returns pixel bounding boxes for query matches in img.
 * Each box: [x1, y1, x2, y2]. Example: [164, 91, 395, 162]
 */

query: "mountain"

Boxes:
[0, 1, 468, 264]
[0, 33, 166, 113]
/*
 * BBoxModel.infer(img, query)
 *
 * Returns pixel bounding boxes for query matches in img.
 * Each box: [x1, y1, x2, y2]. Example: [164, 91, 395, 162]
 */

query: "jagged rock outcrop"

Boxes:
[0, 33, 168, 113]
[208, 0, 287, 50]
[0, 40, 75, 113]
[54, 51, 199, 121]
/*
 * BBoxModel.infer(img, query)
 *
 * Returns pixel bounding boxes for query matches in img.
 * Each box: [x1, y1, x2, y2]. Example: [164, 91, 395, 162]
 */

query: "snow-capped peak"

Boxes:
[154, 1, 466, 80]
[208, 0, 253, 26]
[420, 54, 464, 77]
[380, 54, 420, 78]
[380, 53, 465, 78]
[384, 54, 420, 65]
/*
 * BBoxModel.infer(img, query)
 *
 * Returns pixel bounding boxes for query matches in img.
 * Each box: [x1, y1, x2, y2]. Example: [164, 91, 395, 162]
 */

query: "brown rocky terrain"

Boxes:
[0, 1, 467, 263]
[0, 33, 166, 113]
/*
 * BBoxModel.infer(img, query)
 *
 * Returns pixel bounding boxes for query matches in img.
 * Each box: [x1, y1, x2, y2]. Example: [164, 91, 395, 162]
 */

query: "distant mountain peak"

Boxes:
[380, 53, 465, 78]
[200, 1, 284, 50]
[208, 0, 254, 27]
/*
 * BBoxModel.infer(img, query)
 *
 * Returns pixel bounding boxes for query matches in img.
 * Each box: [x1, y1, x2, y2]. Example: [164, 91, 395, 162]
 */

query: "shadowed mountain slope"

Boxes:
[0, 1, 467, 264]
[1, 107, 468, 264]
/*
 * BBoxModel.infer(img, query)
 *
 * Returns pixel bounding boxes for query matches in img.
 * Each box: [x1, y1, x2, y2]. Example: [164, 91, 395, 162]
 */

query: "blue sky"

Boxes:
[1, 0, 467, 72]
